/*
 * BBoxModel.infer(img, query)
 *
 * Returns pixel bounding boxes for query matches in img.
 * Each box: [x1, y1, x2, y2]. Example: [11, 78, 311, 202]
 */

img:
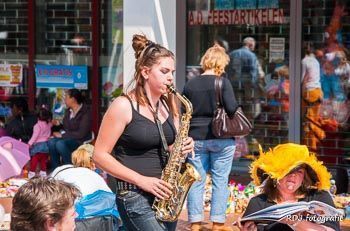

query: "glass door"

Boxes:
[186, 0, 291, 154]
[301, 0, 350, 165]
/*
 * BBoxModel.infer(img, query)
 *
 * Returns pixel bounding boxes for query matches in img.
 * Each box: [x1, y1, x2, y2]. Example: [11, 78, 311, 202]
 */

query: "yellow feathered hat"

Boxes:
[250, 143, 331, 191]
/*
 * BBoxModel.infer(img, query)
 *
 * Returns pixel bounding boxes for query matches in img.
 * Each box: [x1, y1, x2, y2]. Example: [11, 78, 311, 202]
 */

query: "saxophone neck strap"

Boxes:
[146, 97, 169, 154]
[155, 117, 169, 154]
[153, 104, 170, 170]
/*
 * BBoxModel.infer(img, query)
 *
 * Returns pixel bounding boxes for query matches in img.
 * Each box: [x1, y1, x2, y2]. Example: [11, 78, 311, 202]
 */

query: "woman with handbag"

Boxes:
[183, 44, 238, 231]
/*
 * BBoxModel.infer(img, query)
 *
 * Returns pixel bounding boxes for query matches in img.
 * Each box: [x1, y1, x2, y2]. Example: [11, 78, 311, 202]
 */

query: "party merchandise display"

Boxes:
[0, 178, 27, 198]
[226, 181, 259, 214]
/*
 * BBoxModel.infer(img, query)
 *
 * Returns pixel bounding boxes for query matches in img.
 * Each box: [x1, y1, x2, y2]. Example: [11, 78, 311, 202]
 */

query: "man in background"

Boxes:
[228, 37, 259, 118]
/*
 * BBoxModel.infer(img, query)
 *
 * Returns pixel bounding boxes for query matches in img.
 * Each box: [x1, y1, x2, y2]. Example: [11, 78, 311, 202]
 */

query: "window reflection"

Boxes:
[186, 0, 290, 155]
[302, 0, 350, 164]
[0, 1, 29, 121]
[35, 0, 93, 114]
[100, 0, 123, 117]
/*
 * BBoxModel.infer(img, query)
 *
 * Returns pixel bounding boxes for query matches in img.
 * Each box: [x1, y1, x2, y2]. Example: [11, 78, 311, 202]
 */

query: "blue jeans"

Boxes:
[48, 138, 79, 170]
[321, 73, 345, 101]
[187, 139, 235, 223]
[30, 141, 49, 156]
[116, 189, 176, 231]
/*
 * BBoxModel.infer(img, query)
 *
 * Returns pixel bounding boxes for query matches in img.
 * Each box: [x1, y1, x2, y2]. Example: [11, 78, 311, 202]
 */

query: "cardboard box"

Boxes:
[0, 198, 12, 214]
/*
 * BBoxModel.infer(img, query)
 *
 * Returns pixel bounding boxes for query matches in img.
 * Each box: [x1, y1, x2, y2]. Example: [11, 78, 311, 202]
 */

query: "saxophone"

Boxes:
[152, 85, 201, 222]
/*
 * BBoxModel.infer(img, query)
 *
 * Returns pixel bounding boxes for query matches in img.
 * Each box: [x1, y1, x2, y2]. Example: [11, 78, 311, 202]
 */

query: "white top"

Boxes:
[51, 165, 112, 197]
[301, 54, 321, 90]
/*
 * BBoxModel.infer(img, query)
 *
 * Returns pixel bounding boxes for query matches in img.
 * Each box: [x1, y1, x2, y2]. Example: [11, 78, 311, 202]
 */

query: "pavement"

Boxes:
[177, 210, 240, 231]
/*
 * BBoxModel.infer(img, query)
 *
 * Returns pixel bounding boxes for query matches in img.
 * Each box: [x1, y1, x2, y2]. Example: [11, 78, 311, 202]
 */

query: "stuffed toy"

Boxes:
[324, 1, 346, 53]
[321, 1, 347, 103]
[303, 116, 326, 151]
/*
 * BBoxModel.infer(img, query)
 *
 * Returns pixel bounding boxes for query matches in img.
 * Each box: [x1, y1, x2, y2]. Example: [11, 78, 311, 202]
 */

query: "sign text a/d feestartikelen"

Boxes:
[35, 65, 88, 89]
[188, 8, 285, 26]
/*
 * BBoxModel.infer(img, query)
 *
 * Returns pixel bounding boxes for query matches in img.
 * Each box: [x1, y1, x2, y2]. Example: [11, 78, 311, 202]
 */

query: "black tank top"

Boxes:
[114, 96, 176, 178]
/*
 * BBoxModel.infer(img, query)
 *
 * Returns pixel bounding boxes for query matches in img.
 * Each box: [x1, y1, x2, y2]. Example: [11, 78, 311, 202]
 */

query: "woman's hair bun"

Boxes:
[132, 34, 149, 59]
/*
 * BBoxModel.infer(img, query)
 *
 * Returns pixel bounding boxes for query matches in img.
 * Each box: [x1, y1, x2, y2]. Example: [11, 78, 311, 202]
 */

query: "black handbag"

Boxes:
[212, 77, 252, 138]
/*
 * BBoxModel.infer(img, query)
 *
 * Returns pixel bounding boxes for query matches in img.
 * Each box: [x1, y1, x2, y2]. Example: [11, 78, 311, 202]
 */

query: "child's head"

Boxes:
[71, 144, 95, 170]
[38, 108, 52, 123]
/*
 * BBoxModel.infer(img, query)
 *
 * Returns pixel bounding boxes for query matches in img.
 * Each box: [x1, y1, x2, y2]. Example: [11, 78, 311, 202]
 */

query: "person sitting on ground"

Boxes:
[28, 107, 53, 178]
[71, 143, 96, 170]
[5, 97, 37, 143]
[48, 88, 92, 170]
[239, 143, 340, 231]
[51, 144, 111, 196]
[11, 177, 80, 231]
[50, 144, 120, 231]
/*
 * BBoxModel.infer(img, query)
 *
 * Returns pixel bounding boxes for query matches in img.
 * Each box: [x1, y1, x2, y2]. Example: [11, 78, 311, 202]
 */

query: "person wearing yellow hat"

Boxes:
[239, 143, 339, 231]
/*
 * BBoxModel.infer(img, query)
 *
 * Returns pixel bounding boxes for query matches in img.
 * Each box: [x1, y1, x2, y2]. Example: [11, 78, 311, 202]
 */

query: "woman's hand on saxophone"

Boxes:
[137, 176, 173, 199]
[182, 137, 195, 158]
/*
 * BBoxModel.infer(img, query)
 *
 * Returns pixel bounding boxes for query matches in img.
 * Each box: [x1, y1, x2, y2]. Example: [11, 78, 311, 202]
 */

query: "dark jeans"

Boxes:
[76, 215, 120, 231]
[116, 189, 177, 231]
[48, 138, 79, 170]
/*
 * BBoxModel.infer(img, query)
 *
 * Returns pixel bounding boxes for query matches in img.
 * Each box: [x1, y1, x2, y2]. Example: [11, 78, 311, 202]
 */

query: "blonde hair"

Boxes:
[200, 44, 229, 76]
[71, 144, 94, 169]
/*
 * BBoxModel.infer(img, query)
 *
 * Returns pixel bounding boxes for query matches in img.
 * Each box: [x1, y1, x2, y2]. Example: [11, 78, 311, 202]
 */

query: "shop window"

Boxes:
[35, 0, 93, 117]
[0, 1, 29, 124]
[186, 0, 290, 155]
[99, 0, 123, 119]
[301, 0, 350, 165]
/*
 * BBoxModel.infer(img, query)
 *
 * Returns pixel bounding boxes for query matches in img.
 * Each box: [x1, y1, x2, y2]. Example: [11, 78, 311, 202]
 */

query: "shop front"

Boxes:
[186, 0, 350, 191]
[0, 0, 349, 172]
[0, 0, 123, 133]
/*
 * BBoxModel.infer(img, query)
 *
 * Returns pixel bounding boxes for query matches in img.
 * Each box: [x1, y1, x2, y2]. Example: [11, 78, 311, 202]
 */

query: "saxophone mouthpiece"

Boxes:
[166, 84, 176, 94]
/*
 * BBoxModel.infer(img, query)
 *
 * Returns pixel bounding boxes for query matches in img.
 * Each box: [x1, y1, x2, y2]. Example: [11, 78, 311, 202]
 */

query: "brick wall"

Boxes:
[302, 0, 350, 164]
[36, 0, 92, 54]
[0, 1, 94, 55]
[0, 0, 28, 54]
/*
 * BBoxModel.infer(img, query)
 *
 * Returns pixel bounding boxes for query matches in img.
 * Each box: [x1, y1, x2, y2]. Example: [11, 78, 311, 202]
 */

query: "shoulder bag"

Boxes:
[212, 77, 252, 138]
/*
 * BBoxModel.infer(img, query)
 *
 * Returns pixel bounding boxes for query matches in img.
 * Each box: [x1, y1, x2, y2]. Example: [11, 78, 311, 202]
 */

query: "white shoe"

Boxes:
[28, 171, 36, 179]
[39, 171, 47, 178]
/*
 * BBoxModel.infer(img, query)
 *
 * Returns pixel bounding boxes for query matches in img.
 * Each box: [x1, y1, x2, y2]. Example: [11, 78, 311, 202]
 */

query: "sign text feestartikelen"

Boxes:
[188, 9, 285, 26]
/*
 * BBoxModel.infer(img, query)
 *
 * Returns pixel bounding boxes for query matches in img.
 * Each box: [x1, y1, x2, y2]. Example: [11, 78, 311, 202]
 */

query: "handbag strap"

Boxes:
[215, 77, 241, 113]
[214, 77, 224, 107]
